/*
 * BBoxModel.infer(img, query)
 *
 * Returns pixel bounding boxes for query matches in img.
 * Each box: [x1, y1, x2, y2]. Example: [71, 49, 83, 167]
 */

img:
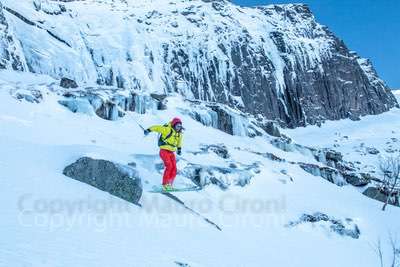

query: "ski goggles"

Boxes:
[174, 123, 183, 131]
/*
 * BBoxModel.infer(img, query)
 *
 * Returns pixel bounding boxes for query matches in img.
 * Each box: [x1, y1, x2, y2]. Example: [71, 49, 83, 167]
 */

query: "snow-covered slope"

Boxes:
[1, 71, 400, 267]
[0, 0, 397, 127]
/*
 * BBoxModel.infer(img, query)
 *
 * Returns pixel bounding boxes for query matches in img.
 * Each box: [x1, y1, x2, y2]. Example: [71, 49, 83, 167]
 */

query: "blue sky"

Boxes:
[232, 0, 400, 89]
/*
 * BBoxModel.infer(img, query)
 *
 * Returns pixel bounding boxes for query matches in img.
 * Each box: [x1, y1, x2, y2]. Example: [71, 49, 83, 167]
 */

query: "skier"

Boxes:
[144, 117, 183, 191]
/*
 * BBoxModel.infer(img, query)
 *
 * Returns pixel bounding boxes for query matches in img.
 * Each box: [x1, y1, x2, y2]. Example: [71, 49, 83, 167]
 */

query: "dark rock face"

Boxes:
[63, 157, 142, 205]
[258, 121, 281, 138]
[161, 4, 399, 128]
[150, 93, 168, 110]
[0, 3, 25, 71]
[363, 187, 399, 207]
[342, 172, 370, 187]
[60, 77, 78, 89]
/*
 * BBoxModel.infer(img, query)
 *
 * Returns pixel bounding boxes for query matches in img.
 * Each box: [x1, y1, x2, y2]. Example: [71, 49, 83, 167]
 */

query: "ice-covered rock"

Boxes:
[184, 100, 263, 137]
[58, 98, 95, 116]
[299, 163, 347, 186]
[180, 163, 256, 189]
[271, 137, 316, 158]
[63, 157, 142, 205]
[59, 88, 161, 120]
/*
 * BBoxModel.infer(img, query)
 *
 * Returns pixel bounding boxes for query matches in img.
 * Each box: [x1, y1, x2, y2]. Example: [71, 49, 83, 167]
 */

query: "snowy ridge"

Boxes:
[0, 0, 397, 127]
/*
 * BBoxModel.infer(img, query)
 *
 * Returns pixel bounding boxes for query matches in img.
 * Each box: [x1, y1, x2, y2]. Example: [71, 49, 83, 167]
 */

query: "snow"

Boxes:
[0, 69, 54, 84]
[282, 93, 400, 176]
[1, 71, 400, 266]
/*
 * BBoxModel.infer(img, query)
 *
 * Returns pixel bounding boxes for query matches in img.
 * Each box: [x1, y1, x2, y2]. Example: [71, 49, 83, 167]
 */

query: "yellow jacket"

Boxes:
[149, 123, 182, 152]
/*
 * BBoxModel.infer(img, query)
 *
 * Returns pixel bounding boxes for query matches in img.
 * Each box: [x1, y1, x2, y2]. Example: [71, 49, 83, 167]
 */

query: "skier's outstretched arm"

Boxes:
[144, 125, 169, 136]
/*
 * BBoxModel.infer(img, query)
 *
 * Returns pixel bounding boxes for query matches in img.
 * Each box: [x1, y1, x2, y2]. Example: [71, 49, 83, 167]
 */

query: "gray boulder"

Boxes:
[60, 77, 78, 89]
[343, 172, 370, 187]
[63, 157, 142, 205]
[363, 187, 399, 207]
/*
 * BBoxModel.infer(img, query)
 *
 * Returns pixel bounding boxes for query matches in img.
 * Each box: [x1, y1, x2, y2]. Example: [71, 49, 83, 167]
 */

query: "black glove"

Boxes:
[177, 148, 182, 156]
[144, 129, 151, 136]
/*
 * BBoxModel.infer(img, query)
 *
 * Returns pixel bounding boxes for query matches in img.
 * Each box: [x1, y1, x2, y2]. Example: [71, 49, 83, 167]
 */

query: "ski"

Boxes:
[149, 185, 202, 193]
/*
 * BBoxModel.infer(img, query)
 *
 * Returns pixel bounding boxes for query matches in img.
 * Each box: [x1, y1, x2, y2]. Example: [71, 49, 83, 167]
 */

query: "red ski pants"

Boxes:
[160, 149, 177, 185]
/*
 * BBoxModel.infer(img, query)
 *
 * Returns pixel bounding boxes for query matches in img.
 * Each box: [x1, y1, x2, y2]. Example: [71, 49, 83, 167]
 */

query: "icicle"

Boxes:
[230, 112, 247, 136]
[133, 94, 158, 114]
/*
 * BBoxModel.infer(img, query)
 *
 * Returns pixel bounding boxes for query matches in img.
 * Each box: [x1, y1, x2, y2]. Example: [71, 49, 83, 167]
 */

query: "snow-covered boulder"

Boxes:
[366, 147, 380, 155]
[286, 212, 361, 239]
[63, 157, 142, 205]
[11, 88, 43, 103]
[180, 163, 257, 189]
[198, 143, 230, 159]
